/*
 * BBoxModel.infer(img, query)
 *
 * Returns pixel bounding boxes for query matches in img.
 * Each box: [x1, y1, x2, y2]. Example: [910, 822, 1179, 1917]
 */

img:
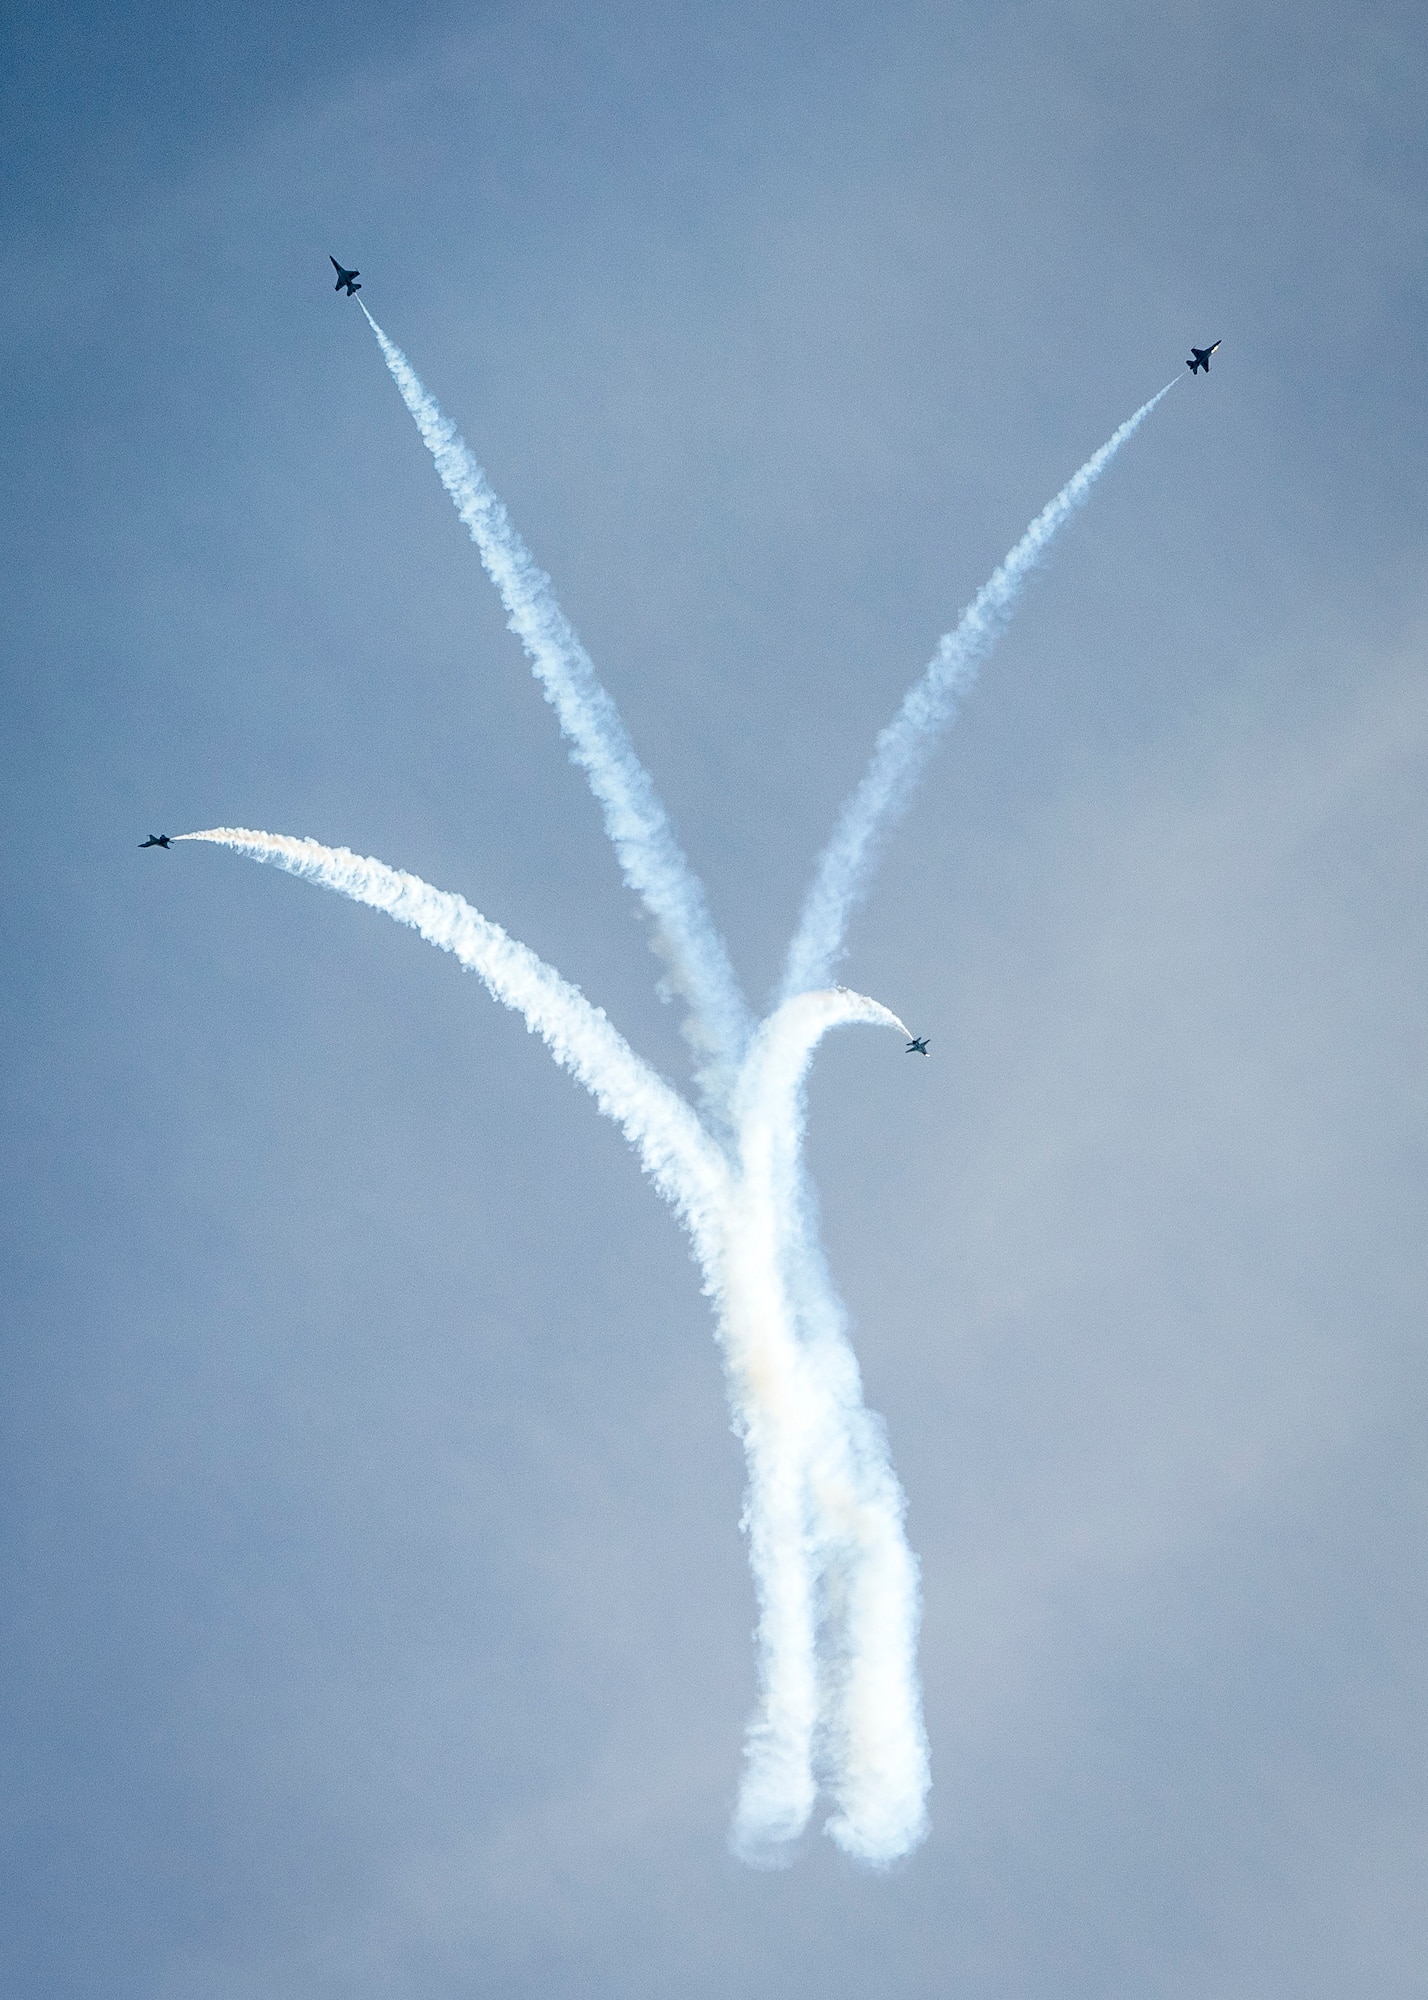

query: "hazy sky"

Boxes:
[3, 0, 1427, 1993]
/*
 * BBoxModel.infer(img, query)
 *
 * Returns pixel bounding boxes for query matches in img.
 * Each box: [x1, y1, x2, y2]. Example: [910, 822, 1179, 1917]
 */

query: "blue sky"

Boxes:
[2, 0, 1427, 1992]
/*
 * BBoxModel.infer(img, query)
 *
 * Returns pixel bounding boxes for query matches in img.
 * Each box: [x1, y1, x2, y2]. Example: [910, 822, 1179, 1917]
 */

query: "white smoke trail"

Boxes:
[358, 304, 751, 1106]
[716, 1147, 823, 1861]
[799, 1243, 929, 1865]
[179, 827, 918, 1860]
[181, 344, 1169, 1869]
[177, 830, 728, 1256]
[731, 992, 929, 1865]
[780, 382, 1177, 999]
[722, 991, 906, 1863]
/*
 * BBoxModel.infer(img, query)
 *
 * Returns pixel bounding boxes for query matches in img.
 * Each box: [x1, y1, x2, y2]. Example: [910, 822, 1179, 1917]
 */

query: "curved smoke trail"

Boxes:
[359, 305, 751, 1107]
[179, 827, 918, 1860]
[780, 382, 1177, 999]
[177, 830, 727, 1255]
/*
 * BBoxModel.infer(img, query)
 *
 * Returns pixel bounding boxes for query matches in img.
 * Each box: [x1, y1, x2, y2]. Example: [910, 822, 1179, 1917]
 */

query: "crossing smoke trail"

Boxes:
[179, 329, 1170, 1866]
[780, 382, 1177, 1000]
[178, 828, 917, 1862]
[358, 303, 751, 1110]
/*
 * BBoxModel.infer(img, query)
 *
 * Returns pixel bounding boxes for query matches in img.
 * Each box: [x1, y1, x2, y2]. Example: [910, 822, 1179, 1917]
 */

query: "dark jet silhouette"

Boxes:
[139, 834, 172, 849]
[330, 257, 361, 296]
[905, 1036, 930, 1056]
[1186, 341, 1221, 375]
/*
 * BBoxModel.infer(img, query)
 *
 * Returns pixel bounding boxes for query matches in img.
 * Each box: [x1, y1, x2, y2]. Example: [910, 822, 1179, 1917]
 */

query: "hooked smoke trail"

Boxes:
[180, 828, 919, 1860]
[790, 1232, 929, 1864]
[358, 304, 751, 1106]
[730, 991, 929, 1866]
[780, 382, 1177, 999]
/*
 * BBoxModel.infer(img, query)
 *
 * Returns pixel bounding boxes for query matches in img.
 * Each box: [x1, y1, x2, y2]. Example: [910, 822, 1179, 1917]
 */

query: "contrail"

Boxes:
[179, 827, 915, 1860]
[780, 382, 1177, 999]
[358, 304, 751, 1110]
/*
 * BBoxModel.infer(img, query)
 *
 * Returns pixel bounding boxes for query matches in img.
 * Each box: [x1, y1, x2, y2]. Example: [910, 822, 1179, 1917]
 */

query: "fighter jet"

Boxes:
[330, 257, 361, 296]
[1186, 341, 1221, 375]
[139, 834, 172, 849]
[905, 1036, 930, 1056]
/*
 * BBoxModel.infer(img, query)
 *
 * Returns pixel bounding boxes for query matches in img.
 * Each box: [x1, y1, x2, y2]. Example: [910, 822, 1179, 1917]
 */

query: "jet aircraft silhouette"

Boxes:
[1186, 341, 1221, 374]
[139, 834, 172, 849]
[905, 1036, 930, 1056]
[330, 257, 361, 296]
